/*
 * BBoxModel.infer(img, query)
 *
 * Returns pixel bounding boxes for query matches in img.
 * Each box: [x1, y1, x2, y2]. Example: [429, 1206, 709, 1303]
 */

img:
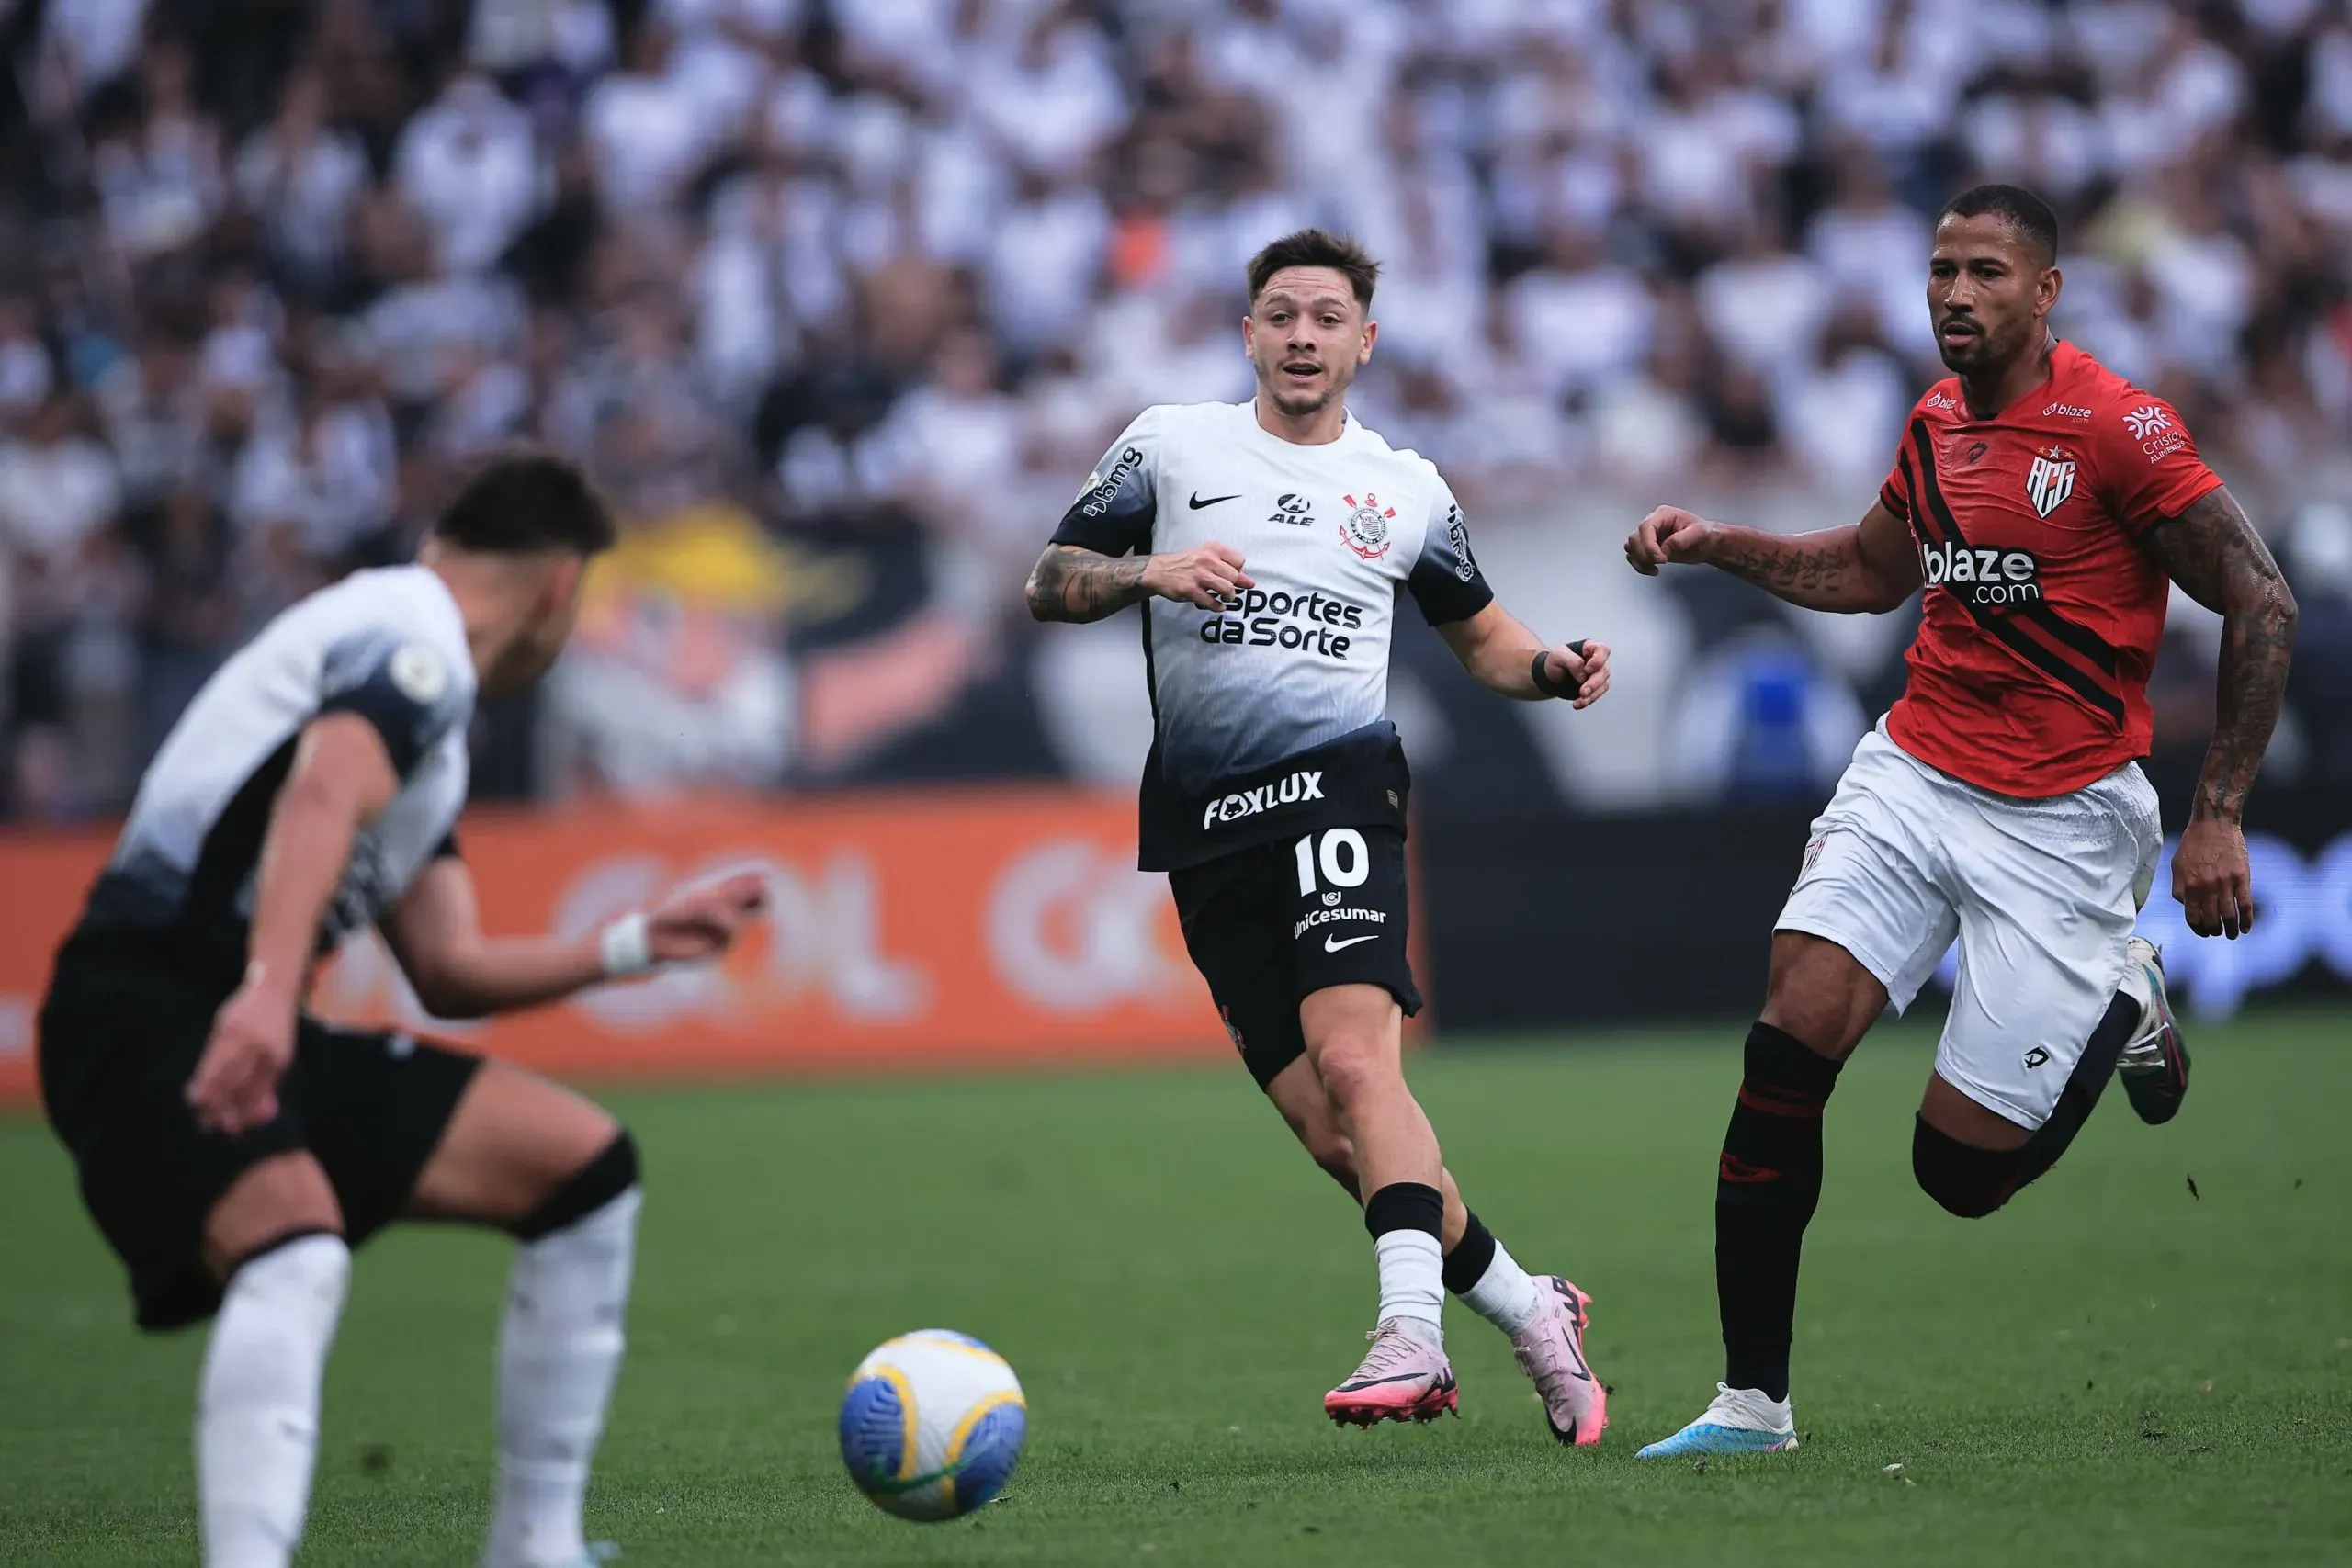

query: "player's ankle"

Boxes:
[1724, 1349, 1791, 1404]
[1443, 1210, 1544, 1335]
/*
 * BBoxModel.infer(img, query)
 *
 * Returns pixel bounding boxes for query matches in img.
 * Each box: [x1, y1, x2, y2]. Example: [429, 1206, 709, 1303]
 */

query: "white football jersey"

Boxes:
[84, 565, 477, 983]
[1050, 400, 1491, 868]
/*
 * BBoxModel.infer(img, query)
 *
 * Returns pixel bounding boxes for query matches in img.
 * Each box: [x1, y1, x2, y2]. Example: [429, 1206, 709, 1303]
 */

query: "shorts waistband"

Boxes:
[54, 923, 245, 998]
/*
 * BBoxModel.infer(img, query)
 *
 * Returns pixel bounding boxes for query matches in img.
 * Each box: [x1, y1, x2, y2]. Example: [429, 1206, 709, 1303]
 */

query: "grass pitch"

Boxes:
[3, 1016, 2348, 1567]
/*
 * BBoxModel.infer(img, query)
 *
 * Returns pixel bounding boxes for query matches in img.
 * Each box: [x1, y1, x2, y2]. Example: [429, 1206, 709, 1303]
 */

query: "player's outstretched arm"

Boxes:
[2143, 484, 2298, 939]
[1623, 502, 1922, 614]
[187, 713, 400, 1134]
[1434, 601, 1611, 707]
[379, 860, 768, 1020]
[1023, 542, 1254, 623]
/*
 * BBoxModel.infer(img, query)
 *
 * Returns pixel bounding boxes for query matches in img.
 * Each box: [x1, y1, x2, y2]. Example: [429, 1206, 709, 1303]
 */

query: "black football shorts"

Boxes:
[1168, 824, 1422, 1089]
[38, 929, 482, 1331]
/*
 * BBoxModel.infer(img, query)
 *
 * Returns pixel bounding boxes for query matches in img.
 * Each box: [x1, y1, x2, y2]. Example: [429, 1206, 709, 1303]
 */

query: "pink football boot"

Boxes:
[1511, 1276, 1607, 1446]
[1323, 1320, 1459, 1427]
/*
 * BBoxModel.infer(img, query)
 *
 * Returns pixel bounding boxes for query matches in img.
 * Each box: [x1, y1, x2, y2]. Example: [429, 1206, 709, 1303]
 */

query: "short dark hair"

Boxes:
[1247, 230, 1380, 310]
[433, 451, 617, 556]
[1937, 183, 2059, 265]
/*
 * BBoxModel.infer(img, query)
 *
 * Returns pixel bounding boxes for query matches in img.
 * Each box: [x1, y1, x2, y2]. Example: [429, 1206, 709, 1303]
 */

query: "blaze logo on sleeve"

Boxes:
[2025, 446, 2075, 518]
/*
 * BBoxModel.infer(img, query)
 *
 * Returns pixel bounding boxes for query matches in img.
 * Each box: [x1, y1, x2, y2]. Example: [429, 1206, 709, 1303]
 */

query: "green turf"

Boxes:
[4, 1016, 2349, 1567]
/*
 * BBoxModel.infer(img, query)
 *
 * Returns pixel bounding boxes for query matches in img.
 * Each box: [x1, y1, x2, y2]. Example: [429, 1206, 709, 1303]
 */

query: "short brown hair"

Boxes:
[1247, 230, 1380, 310]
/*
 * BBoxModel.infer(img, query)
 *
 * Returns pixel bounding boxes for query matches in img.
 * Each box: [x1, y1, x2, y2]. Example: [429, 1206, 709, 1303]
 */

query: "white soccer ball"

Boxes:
[838, 1329, 1027, 1521]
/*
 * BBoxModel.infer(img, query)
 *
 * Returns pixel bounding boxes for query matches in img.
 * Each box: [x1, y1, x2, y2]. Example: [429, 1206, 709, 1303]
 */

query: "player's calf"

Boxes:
[1716, 1021, 1844, 1401]
[1911, 1118, 2026, 1218]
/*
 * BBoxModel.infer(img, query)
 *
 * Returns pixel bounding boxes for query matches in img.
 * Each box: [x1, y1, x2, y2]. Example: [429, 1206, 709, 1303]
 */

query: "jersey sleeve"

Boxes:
[1879, 391, 1941, 521]
[2097, 392, 2223, 535]
[317, 629, 469, 777]
[1405, 479, 1497, 626]
[1048, 407, 1161, 557]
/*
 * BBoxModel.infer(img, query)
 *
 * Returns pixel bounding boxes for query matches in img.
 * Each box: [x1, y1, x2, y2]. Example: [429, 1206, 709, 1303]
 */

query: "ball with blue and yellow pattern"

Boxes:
[838, 1330, 1027, 1521]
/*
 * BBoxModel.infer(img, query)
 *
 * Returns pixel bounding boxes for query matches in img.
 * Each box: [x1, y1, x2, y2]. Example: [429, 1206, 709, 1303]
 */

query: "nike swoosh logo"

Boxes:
[1189, 492, 1240, 510]
[1324, 933, 1379, 953]
[1338, 1371, 1435, 1391]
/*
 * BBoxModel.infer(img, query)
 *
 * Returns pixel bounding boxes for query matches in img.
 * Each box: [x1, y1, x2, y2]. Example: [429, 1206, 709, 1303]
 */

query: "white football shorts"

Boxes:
[1776, 719, 2162, 1130]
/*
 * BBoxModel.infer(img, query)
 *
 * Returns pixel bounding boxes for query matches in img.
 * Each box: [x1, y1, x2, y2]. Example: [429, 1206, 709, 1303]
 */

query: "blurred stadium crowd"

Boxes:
[1, 0, 2349, 823]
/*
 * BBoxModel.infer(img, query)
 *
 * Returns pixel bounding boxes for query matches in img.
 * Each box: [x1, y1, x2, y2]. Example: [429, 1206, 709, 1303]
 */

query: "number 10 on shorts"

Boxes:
[1295, 829, 1371, 895]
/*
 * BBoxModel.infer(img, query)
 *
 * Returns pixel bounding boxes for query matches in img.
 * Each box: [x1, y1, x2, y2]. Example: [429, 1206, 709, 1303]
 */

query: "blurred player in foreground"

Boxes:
[1623, 185, 2296, 1457]
[1026, 231, 1613, 1441]
[38, 454, 768, 1567]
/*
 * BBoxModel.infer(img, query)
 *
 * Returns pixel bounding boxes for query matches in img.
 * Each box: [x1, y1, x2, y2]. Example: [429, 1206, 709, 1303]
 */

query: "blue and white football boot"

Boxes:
[1634, 1383, 1798, 1459]
[2116, 936, 2189, 1125]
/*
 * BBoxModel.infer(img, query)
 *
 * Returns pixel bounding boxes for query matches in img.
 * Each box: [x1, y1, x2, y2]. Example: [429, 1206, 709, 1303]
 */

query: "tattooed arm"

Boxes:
[2143, 485, 2298, 939]
[1024, 541, 1256, 624]
[1623, 502, 1923, 614]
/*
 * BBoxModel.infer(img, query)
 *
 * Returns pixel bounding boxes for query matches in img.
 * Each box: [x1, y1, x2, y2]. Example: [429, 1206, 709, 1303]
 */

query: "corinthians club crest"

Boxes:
[1340, 492, 1395, 560]
[2025, 445, 2075, 518]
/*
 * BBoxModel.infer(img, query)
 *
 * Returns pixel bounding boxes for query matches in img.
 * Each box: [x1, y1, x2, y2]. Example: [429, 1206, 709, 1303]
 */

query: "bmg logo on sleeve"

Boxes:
[1077, 446, 1144, 516]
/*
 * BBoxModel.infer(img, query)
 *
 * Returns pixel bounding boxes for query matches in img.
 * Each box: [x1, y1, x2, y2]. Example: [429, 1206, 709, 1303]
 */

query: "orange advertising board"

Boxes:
[0, 790, 1260, 1106]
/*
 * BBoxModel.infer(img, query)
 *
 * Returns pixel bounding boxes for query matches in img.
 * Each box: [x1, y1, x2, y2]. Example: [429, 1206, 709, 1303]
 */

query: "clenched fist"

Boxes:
[1624, 507, 1720, 576]
[1143, 543, 1254, 610]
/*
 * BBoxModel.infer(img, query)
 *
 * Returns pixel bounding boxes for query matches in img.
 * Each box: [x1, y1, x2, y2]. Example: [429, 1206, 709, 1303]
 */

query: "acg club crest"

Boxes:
[1340, 492, 1395, 561]
[2025, 446, 2075, 519]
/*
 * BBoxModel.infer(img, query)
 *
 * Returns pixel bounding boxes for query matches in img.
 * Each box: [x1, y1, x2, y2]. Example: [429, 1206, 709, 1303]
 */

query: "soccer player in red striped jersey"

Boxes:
[1620, 184, 2297, 1457]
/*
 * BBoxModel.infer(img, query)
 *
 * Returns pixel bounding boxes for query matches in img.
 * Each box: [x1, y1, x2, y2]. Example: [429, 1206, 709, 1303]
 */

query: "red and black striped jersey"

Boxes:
[1877, 341, 2222, 797]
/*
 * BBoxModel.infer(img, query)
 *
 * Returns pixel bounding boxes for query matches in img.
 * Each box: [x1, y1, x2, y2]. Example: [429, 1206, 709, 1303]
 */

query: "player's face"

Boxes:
[1242, 267, 1377, 418]
[1927, 213, 2061, 375]
[487, 555, 588, 697]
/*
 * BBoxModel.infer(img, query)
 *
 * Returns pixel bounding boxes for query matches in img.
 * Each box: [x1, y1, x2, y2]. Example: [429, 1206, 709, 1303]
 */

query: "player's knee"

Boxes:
[203, 1152, 345, 1279]
[513, 1126, 640, 1241]
[1760, 935, 1882, 1058]
[1309, 1035, 1393, 1114]
[1911, 1117, 2020, 1219]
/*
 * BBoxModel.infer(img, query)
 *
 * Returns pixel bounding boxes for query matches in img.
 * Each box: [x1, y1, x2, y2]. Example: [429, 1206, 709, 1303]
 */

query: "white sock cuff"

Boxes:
[1464, 1240, 1544, 1336]
[220, 1233, 350, 1319]
[1373, 1228, 1446, 1331]
[528, 1186, 641, 1248]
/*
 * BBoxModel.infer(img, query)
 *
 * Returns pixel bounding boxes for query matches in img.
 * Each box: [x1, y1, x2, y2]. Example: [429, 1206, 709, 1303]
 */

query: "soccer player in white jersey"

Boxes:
[1025, 231, 1615, 1441]
[37, 454, 766, 1568]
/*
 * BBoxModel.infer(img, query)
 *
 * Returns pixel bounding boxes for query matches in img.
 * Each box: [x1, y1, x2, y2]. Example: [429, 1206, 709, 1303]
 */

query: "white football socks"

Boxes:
[1459, 1238, 1544, 1337]
[481, 1189, 640, 1568]
[197, 1233, 350, 1568]
[1373, 1228, 1446, 1337]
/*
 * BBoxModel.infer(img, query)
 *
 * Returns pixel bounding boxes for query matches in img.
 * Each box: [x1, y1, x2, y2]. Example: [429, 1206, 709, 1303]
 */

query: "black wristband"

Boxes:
[1530, 650, 1568, 700]
[1530, 641, 1591, 701]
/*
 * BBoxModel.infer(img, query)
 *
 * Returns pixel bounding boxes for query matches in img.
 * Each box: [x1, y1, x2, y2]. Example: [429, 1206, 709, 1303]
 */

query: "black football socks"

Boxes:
[1716, 1022, 1842, 1403]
